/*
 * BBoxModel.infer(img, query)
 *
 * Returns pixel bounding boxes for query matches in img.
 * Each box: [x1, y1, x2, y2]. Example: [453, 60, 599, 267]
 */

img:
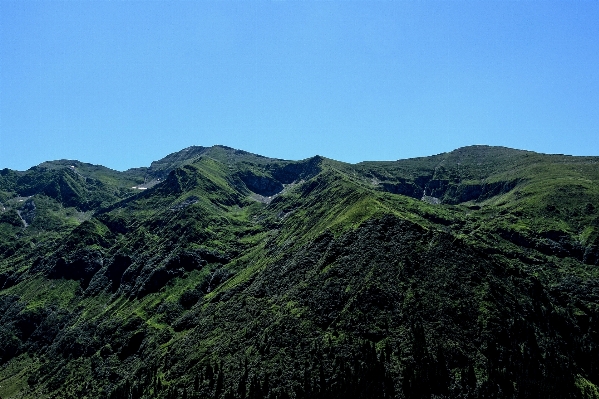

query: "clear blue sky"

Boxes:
[1, 1, 598, 171]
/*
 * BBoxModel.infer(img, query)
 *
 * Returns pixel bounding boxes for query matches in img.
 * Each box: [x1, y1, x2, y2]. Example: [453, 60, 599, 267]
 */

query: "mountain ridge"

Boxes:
[8, 144, 588, 173]
[6, 144, 598, 205]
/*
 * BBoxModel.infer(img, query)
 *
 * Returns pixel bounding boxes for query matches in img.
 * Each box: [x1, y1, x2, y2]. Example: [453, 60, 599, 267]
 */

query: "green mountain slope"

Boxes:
[0, 145, 598, 399]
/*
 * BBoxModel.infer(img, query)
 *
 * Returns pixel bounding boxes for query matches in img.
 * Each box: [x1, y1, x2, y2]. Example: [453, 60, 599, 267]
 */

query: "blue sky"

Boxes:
[1, 1, 598, 171]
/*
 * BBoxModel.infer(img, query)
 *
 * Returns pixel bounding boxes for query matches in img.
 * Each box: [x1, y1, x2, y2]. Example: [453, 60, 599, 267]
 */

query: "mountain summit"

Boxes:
[1, 145, 598, 398]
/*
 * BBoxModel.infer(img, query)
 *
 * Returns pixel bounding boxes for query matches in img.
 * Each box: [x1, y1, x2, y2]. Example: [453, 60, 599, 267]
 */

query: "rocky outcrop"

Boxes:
[238, 172, 283, 197]
[18, 198, 36, 226]
[103, 249, 231, 298]
[48, 249, 104, 289]
[443, 179, 521, 204]
[378, 176, 521, 205]
[269, 156, 323, 184]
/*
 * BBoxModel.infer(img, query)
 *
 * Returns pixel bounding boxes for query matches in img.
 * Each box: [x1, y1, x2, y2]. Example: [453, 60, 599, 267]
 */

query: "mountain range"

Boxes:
[1, 145, 599, 398]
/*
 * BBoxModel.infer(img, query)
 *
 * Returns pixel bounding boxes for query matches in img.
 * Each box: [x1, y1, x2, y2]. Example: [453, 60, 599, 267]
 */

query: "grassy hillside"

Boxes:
[0, 145, 598, 399]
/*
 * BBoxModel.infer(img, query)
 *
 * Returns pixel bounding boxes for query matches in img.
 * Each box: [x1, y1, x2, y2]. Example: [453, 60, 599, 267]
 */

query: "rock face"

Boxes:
[103, 254, 133, 292]
[48, 249, 104, 289]
[380, 180, 424, 198]
[378, 177, 521, 204]
[445, 179, 521, 204]
[236, 156, 324, 197]
[19, 198, 36, 225]
[238, 172, 284, 197]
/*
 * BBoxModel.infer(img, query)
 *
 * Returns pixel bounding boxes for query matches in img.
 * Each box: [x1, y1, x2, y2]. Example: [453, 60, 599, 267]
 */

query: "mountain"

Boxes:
[1, 145, 598, 399]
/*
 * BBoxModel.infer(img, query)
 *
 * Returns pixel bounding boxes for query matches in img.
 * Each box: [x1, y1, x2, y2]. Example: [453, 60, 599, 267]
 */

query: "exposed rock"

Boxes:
[48, 249, 104, 289]
[17, 198, 36, 226]
[421, 195, 441, 205]
[238, 172, 283, 197]
[169, 195, 199, 211]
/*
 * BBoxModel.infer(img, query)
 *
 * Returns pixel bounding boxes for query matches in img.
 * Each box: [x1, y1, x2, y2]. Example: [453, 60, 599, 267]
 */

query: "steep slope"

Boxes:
[0, 145, 598, 399]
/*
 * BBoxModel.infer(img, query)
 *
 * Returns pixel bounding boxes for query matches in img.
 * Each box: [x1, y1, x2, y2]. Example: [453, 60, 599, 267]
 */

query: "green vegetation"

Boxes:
[0, 145, 598, 398]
